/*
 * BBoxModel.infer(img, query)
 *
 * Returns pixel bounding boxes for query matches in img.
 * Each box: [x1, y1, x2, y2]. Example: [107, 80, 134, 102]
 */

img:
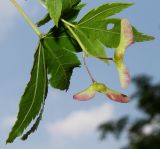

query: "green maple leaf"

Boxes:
[67, 3, 154, 52]
[42, 30, 81, 90]
[61, 3, 139, 63]
[71, 27, 108, 63]
[6, 43, 48, 143]
[7, 30, 81, 142]
[77, 18, 121, 48]
[77, 18, 154, 49]
[7, 23, 81, 142]
[46, 0, 62, 26]
[73, 3, 134, 60]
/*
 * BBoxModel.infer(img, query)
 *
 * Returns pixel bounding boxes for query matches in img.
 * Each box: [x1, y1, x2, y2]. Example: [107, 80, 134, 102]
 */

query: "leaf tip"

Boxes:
[125, 2, 134, 7]
[6, 137, 14, 144]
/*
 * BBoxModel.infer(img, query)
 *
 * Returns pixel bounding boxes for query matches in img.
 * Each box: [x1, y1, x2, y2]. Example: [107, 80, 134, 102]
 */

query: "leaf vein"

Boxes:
[79, 5, 127, 25]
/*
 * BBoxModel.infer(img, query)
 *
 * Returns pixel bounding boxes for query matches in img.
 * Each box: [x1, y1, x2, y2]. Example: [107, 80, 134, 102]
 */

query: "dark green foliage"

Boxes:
[7, 30, 81, 142]
[132, 76, 160, 117]
[21, 106, 44, 140]
[61, 3, 86, 22]
[122, 134, 160, 149]
[41, 34, 81, 90]
[7, 44, 48, 143]
[98, 117, 128, 140]
[98, 75, 160, 149]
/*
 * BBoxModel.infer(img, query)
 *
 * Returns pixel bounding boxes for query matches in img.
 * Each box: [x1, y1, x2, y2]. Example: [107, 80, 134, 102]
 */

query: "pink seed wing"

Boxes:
[73, 87, 96, 101]
[117, 63, 130, 89]
[121, 18, 134, 48]
[105, 88, 129, 103]
[114, 19, 134, 61]
[114, 19, 133, 89]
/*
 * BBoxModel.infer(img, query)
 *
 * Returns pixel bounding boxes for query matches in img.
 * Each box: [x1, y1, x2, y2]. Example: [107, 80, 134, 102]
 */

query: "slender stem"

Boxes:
[10, 0, 42, 37]
[61, 19, 96, 83]
[61, 19, 87, 53]
[61, 19, 76, 28]
[82, 53, 96, 83]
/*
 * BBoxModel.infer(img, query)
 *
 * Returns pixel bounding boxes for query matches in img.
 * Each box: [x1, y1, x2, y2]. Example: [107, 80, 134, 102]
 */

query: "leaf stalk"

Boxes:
[82, 53, 96, 83]
[61, 19, 87, 54]
[61, 19, 96, 83]
[10, 0, 42, 37]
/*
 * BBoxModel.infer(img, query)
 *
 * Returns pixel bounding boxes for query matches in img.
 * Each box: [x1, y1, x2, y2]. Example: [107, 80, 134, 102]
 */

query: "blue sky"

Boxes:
[0, 0, 160, 149]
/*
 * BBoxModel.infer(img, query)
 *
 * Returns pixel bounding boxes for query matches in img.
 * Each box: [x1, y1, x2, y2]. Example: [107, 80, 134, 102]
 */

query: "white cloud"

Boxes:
[0, 115, 16, 130]
[143, 124, 153, 135]
[143, 123, 160, 135]
[46, 104, 114, 138]
[0, 0, 25, 40]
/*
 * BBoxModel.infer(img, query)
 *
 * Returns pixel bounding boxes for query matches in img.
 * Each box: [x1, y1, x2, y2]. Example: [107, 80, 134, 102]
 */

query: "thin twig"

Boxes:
[82, 53, 96, 83]
[10, 0, 42, 37]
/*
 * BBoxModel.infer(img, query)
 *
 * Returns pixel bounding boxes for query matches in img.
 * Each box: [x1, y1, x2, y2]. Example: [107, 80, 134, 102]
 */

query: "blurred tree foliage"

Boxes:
[98, 75, 160, 149]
